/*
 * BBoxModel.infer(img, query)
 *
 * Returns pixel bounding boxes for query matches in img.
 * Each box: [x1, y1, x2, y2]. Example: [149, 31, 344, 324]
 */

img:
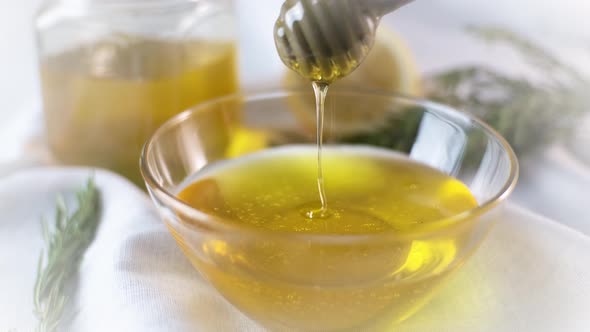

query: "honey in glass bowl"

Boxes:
[141, 91, 518, 331]
[175, 145, 477, 330]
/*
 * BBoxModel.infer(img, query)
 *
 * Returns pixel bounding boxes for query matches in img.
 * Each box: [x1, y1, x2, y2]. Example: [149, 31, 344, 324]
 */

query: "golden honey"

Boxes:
[41, 38, 238, 183]
[175, 145, 477, 330]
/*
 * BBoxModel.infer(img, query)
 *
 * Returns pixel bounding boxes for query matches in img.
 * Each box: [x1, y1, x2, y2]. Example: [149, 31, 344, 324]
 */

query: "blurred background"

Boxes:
[1, 0, 589, 232]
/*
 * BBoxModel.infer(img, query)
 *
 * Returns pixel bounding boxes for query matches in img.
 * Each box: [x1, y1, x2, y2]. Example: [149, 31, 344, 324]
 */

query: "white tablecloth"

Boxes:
[1, 168, 589, 331]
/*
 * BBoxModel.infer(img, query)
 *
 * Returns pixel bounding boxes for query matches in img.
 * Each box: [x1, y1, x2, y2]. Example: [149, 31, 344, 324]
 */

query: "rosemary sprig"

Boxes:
[465, 26, 583, 83]
[33, 178, 101, 332]
[426, 26, 589, 156]
[334, 27, 589, 158]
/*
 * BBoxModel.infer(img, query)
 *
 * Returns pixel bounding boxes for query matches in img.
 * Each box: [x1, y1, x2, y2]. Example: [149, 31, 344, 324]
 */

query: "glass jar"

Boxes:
[35, 0, 239, 185]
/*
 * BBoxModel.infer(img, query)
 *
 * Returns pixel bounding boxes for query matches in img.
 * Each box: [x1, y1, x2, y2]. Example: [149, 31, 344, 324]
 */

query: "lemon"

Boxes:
[225, 127, 269, 158]
[283, 26, 422, 136]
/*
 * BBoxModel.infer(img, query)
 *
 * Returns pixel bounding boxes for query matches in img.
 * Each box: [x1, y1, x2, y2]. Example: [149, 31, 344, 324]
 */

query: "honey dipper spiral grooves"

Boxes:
[274, 0, 414, 83]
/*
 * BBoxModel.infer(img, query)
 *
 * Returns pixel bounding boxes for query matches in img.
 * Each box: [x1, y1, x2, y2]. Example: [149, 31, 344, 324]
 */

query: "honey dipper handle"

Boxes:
[365, 0, 415, 17]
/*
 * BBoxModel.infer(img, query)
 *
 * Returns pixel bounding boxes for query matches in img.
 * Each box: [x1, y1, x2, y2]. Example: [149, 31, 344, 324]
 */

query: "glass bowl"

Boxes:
[140, 90, 518, 331]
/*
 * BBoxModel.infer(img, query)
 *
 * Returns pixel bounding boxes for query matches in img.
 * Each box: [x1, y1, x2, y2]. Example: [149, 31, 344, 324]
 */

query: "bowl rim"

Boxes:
[140, 88, 519, 242]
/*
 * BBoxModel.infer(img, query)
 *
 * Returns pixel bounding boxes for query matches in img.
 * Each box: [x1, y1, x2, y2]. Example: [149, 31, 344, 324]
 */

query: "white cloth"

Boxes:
[1, 168, 589, 331]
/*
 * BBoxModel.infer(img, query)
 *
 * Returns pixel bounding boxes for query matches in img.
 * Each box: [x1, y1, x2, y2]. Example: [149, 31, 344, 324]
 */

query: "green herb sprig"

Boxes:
[33, 178, 101, 332]
[337, 27, 589, 157]
[426, 26, 589, 155]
